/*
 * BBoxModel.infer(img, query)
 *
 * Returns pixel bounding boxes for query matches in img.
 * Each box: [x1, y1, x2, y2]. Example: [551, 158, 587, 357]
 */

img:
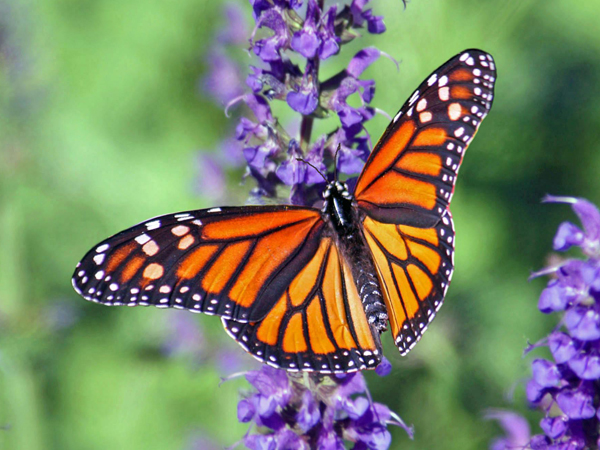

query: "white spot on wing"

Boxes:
[135, 233, 151, 245]
[146, 220, 161, 230]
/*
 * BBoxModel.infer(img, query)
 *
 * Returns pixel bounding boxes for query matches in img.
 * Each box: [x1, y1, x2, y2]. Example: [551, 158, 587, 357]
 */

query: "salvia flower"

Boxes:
[237, 364, 412, 450]
[229, 0, 393, 206]
[490, 196, 600, 449]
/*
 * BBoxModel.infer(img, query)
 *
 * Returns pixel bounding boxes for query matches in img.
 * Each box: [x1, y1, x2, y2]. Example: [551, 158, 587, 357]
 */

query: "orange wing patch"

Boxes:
[355, 120, 416, 198]
[449, 68, 473, 82]
[358, 171, 437, 210]
[413, 128, 448, 147]
[201, 240, 252, 294]
[395, 152, 442, 177]
[176, 245, 219, 279]
[306, 296, 336, 354]
[256, 295, 288, 346]
[201, 209, 315, 240]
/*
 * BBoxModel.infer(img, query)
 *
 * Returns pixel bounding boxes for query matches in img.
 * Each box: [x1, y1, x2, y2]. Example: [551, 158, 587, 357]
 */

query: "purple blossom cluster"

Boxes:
[490, 196, 600, 450]
[226, 0, 395, 205]
[236, 364, 412, 450]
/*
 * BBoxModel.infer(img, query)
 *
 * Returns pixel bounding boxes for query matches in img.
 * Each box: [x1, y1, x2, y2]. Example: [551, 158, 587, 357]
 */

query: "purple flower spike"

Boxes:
[492, 198, 600, 449]
[253, 9, 290, 62]
[296, 390, 320, 432]
[526, 379, 547, 404]
[245, 366, 291, 407]
[347, 47, 382, 78]
[554, 222, 585, 252]
[238, 398, 255, 422]
[201, 1, 404, 446]
[349, 0, 387, 34]
[238, 366, 408, 450]
[556, 388, 596, 419]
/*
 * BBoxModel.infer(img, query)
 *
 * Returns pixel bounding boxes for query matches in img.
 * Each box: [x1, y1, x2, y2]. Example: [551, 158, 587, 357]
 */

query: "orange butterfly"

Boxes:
[72, 49, 496, 373]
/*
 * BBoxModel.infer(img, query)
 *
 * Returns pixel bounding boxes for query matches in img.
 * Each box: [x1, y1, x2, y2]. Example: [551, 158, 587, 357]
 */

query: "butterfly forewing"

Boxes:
[72, 206, 325, 322]
[355, 49, 496, 226]
[355, 49, 496, 354]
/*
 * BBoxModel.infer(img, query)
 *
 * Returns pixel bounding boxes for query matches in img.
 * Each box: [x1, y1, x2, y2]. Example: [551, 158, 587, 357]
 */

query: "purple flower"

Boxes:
[252, 8, 291, 62]
[237, 0, 390, 203]
[291, 0, 320, 58]
[286, 61, 319, 115]
[544, 196, 600, 257]
[217, 3, 249, 45]
[349, 0, 387, 34]
[319, 6, 340, 59]
[485, 410, 531, 450]
[491, 197, 600, 450]
[202, 50, 244, 104]
[237, 368, 410, 449]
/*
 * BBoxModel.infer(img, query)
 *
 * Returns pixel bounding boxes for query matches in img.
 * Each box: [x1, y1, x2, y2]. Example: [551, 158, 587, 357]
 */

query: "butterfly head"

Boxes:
[322, 181, 356, 235]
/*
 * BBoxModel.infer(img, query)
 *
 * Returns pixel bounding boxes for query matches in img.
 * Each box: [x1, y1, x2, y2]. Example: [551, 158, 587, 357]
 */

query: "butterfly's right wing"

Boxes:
[354, 50, 496, 354]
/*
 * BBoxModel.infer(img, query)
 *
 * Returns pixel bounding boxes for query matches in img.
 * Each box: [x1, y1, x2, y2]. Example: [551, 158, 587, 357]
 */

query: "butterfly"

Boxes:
[72, 49, 496, 373]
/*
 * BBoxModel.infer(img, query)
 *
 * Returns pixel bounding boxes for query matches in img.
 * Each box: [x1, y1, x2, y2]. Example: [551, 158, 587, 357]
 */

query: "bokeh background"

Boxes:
[2, 1, 600, 449]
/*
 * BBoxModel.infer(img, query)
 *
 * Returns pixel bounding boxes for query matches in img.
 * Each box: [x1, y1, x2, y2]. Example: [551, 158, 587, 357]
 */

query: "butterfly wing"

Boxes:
[72, 206, 381, 372]
[354, 49, 496, 354]
[72, 206, 326, 323]
[355, 49, 496, 226]
[223, 237, 381, 373]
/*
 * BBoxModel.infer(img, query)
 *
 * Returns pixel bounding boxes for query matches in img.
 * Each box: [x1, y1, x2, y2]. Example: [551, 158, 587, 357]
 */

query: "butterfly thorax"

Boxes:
[322, 182, 389, 333]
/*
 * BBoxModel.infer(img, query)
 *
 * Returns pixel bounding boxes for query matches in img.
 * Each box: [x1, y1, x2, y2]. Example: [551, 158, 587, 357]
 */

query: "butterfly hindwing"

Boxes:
[72, 206, 326, 323]
[354, 49, 496, 226]
[362, 210, 454, 354]
[223, 237, 382, 373]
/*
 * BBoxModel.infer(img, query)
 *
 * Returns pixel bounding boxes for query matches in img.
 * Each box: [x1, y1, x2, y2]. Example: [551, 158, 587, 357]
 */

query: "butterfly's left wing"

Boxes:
[72, 206, 327, 323]
[354, 49, 497, 354]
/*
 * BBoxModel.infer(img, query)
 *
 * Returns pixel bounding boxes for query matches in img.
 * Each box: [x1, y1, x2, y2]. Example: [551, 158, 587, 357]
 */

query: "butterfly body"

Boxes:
[72, 49, 496, 373]
[321, 180, 389, 332]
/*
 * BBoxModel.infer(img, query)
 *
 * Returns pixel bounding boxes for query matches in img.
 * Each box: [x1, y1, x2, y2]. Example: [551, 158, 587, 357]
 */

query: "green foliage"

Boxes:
[1, 0, 600, 449]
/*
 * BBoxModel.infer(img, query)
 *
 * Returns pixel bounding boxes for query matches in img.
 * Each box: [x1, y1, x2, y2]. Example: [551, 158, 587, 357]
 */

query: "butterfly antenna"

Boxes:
[295, 158, 327, 183]
[333, 145, 342, 182]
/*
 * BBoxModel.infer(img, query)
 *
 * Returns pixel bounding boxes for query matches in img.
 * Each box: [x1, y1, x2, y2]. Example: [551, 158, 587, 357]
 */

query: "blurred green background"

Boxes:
[2, 0, 600, 449]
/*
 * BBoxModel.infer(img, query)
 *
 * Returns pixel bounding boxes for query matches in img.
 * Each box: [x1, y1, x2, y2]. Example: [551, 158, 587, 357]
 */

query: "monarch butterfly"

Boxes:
[72, 49, 496, 373]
